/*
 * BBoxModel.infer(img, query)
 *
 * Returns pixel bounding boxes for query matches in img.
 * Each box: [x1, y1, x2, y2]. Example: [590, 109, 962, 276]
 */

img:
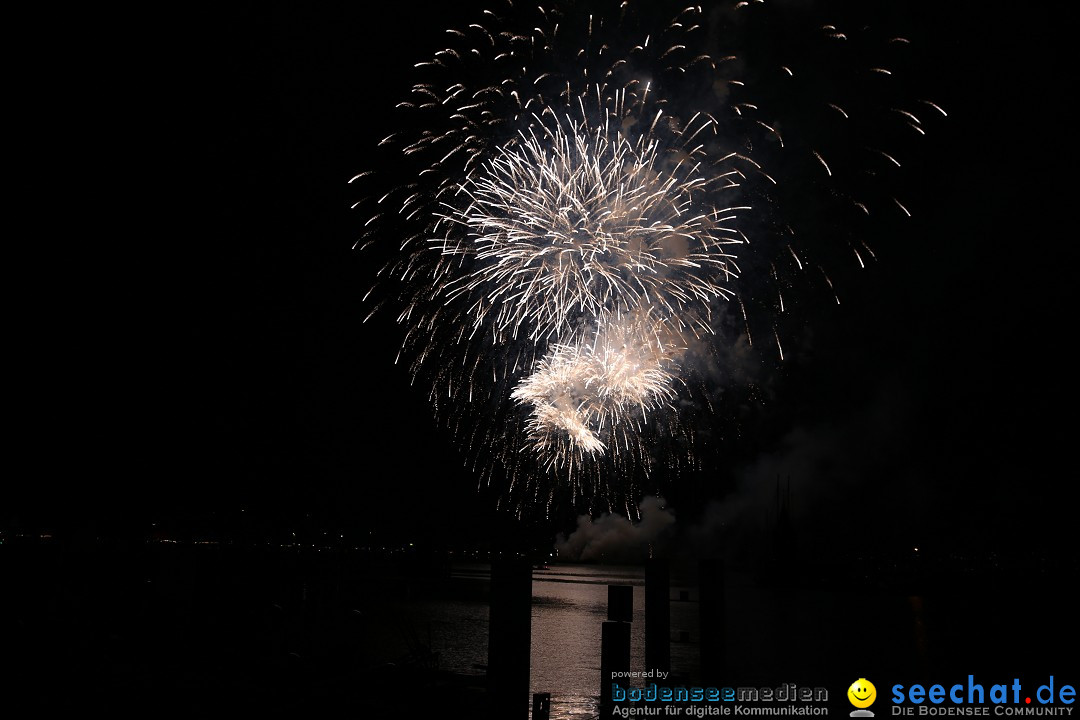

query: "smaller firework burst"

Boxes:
[512, 308, 687, 469]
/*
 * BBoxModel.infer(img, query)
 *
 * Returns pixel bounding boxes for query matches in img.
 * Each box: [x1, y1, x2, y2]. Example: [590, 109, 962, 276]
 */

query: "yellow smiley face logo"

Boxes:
[848, 679, 877, 708]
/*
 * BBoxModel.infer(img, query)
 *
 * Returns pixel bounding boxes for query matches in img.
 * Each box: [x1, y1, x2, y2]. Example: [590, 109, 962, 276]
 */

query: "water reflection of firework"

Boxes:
[350, 0, 944, 515]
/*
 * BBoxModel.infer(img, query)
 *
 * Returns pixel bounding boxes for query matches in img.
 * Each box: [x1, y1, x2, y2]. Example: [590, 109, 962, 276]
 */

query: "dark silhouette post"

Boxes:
[645, 558, 670, 675]
[601, 584, 634, 713]
[608, 584, 633, 622]
[488, 557, 532, 719]
[532, 692, 551, 720]
[600, 620, 632, 713]
[699, 558, 725, 685]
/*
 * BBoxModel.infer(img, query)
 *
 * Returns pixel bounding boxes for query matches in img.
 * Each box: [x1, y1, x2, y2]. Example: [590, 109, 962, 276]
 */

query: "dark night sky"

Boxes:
[9, 1, 1076, 559]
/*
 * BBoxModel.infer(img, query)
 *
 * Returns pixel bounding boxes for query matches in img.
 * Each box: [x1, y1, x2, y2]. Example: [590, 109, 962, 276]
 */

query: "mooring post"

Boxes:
[646, 558, 670, 675]
[532, 692, 551, 720]
[601, 583, 633, 715]
[698, 558, 725, 685]
[488, 557, 532, 719]
[608, 583, 633, 622]
[600, 619, 632, 713]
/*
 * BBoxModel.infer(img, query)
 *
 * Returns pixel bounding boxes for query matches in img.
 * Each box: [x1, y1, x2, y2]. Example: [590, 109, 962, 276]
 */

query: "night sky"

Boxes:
[9, 1, 1076, 565]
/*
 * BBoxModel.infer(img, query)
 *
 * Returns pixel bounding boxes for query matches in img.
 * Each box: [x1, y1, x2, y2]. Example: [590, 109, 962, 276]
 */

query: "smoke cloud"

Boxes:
[554, 496, 676, 563]
[677, 374, 928, 565]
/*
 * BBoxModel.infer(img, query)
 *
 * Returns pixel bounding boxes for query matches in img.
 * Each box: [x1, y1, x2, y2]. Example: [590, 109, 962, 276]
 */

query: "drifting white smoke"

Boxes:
[555, 496, 676, 563]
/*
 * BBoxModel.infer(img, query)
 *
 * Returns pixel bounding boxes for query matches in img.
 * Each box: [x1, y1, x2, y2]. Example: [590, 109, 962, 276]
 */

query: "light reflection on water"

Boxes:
[416, 563, 689, 720]
[527, 565, 703, 719]
[530, 565, 646, 720]
[406, 563, 928, 720]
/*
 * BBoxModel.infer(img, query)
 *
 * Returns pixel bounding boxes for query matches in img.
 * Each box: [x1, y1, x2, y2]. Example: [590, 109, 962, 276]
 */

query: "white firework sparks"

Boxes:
[351, 0, 945, 513]
[433, 107, 747, 343]
[511, 309, 687, 468]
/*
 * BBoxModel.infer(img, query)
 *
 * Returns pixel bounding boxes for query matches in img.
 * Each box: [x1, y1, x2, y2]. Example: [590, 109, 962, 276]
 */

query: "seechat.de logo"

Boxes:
[891, 676, 1076, 715]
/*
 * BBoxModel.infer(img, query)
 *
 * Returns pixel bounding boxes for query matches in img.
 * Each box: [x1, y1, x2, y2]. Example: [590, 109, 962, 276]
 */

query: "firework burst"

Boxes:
[435, 109, 746, 342]
[511, 308, 687, 467]
[350, 0, 944, 516]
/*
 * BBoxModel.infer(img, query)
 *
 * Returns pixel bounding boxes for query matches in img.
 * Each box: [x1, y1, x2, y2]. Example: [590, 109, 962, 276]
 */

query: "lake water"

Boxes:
[408, 563, 658, 719]
[395, 560, 1072, 720]
[400, 562, 931, 720]
[4, 544, 1072, 717]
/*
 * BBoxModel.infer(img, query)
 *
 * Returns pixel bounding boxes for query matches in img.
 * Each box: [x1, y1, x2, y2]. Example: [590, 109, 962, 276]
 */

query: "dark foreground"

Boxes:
[2, 539, 1075, 717]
